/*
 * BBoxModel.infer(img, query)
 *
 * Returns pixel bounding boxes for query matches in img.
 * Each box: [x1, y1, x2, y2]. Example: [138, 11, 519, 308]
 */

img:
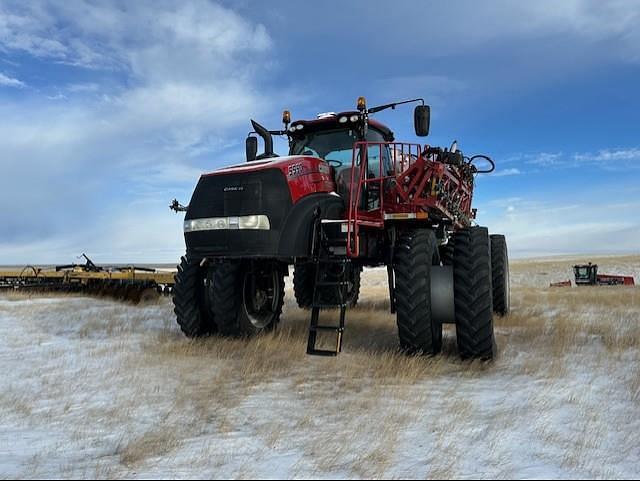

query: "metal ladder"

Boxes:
[306, 220, 351, 356]
[306, 258, 351, 356]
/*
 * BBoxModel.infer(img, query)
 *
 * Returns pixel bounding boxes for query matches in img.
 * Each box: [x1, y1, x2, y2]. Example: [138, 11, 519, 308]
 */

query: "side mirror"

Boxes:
[414, 105, 430, 137]
[246, 136, 258, 162]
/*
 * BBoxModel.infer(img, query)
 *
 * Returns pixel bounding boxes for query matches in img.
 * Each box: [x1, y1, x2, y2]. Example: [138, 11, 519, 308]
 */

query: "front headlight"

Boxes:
[184, 215, 270, 232]
[238, 215, 270, 230]
[213, 217, 229, 230]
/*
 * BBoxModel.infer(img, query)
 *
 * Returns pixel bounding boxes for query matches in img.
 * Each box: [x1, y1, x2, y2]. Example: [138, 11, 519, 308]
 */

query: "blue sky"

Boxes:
[0, 0, 639, 263]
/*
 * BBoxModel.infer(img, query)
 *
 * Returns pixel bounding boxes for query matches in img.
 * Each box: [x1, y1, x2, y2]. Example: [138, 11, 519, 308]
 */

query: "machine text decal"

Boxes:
[287, 163, 304, 178]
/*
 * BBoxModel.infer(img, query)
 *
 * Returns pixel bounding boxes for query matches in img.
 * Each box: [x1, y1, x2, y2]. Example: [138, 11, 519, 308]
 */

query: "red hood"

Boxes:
[202, 155, 336, 203]
[203, 155, 321, 176]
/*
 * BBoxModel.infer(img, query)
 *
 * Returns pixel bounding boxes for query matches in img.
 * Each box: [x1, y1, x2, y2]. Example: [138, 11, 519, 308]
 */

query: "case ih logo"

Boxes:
[223, 186, 244, 192]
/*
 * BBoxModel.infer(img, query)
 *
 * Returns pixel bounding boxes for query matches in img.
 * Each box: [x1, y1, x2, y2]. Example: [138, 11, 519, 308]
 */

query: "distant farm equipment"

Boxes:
[0, 254, 174, 303]
[550, 263, 635, 287]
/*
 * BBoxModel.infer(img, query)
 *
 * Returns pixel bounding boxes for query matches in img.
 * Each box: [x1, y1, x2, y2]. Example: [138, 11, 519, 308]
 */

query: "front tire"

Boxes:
[213, 261, 285, 337]
[394, 229, 442, 355]
[173, 256, 217, 337]
[453, 227, 496, 360]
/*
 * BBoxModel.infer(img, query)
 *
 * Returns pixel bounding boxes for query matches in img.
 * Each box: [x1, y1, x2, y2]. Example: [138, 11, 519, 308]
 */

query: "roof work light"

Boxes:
[357, 96, 367, 112]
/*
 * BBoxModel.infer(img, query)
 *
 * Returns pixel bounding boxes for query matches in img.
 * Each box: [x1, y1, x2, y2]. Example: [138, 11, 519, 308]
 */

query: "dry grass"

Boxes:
[0, 256, 638, 478]
[116, 428, 181, 467]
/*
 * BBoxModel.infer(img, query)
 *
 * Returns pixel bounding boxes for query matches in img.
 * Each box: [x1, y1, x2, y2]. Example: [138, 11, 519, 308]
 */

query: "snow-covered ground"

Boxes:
[0, 256, 638, 479]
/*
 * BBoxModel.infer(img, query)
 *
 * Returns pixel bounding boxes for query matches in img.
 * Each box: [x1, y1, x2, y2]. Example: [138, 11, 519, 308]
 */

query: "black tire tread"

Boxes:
[440, 240, 455, 266]
[293, 263, 315, 309]
[490, 234, 510, 316]
[453, 227, 495, 360]
[172, 255, 215, 337]
[212, 262, 243, 336]
[394, 229, 442, 355]
[348, 267, 361, 307]
[213, 262, 285, 336]
[261, 272, 285, 333]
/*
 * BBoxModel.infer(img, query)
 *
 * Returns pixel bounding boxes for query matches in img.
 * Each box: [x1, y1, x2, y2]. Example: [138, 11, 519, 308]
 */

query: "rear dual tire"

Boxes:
[393, 227, 498, 360]
[490, 234, 510, 316]
[453, 227, 496, 360]
[394, 229, 442, 355]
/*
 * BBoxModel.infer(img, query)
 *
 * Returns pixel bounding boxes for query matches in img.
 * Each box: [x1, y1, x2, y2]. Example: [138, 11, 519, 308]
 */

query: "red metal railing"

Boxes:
[347, 142, 422, 257]
[346, 141, 474, 257]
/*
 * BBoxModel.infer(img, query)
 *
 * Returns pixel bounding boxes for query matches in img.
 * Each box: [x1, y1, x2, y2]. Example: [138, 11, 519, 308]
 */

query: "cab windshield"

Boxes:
[575, 267, 589, 278]
[290, 128, 391, 175]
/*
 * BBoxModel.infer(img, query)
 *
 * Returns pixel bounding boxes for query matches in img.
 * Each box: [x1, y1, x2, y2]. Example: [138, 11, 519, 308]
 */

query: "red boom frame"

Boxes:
[347, 141, 476, 257]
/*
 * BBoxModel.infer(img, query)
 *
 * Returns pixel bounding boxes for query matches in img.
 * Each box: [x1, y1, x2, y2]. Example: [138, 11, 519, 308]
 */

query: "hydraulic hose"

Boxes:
[468, 154, 496, 174]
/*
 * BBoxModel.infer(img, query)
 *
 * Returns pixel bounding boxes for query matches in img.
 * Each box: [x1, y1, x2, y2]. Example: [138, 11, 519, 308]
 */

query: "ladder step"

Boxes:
[322, 239, 347, 247]
[315, 258, 350, 264]
[316, 281, 350, 287]
[310, 325, 344, 332]
[355, 220, 384, 228]
[312, 303, 347, 309]
[306, 348, 339, 357]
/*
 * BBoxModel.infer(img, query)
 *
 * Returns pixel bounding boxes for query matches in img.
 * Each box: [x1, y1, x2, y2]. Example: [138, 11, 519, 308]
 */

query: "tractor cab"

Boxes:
[245, 97, 428, 188]
[288, 113, 394, 202]
[574, 263, 598, 285]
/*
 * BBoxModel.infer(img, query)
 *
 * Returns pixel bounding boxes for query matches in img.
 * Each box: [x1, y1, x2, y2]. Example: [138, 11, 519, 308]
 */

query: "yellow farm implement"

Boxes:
[0, 254, 175, 304]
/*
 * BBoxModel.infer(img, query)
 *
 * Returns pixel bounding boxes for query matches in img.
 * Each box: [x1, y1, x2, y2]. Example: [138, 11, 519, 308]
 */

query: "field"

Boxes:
[0, 255, 639, 479]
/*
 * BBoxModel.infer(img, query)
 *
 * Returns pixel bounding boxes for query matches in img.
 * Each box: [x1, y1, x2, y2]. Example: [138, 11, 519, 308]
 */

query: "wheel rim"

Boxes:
[242, 268, 281, 329]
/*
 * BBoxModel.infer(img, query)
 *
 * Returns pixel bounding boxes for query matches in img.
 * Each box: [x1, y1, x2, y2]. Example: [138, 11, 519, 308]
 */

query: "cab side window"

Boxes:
[366, 143, 393, 177]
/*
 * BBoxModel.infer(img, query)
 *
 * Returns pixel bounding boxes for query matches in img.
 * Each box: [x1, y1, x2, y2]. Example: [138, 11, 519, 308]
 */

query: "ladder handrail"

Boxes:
[346, 141, 423, 257]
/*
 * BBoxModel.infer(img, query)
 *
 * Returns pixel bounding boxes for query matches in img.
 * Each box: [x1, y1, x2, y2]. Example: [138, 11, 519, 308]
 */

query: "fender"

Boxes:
[278, 193, 345, 257]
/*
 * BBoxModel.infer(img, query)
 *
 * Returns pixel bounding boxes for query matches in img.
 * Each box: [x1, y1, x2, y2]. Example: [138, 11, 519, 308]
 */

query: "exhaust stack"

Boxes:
[250, 119, 275, 159]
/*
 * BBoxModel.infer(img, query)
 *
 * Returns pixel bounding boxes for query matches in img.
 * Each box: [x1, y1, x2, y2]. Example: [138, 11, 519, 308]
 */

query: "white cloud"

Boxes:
[0, 5, 68, 59]
[505, 148, 640, 171]
[574, 148, 640, 162]
[0, 1, 282, 263]
[0, 71, 24, 87]
[0, 1, 272, 72]
[493, 168, 521, 177]
[526, 152, 564, 166]
[66, 83, 100, 93]
[477, 192, 640, 257]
